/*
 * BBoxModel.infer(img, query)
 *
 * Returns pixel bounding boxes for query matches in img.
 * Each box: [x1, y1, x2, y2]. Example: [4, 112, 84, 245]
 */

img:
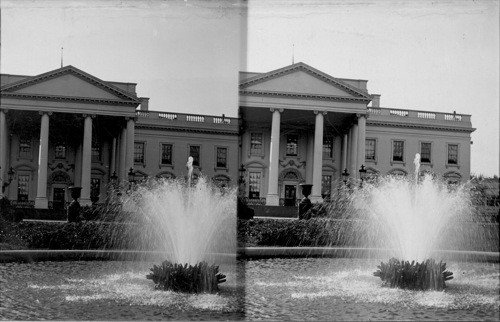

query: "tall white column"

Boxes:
[0, 110, 6, 198]
[310, 111, 326, 203]
[305, 132, 314, 184]
[119, 127, 127, 181]
[342, 133, 348, 173]
[357, 114, 367, 171]
[35, 112, 51, 209]
[74, 144, 82, 186]
[125, 117, 135, 175]
[266, 108, 282, 206]
[110, 137, 117, 176]
[346, 128, 352, 174]
[80, 115, 93, 207]
[350, 123, 359, 178]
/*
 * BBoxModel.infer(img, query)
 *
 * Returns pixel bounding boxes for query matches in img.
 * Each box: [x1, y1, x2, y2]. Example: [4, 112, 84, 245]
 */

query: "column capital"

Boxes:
[125, 116, 137, 122]
[356, 113, 367, 119]
[82, 114, 96, 119]
[314, 110, 327, 116]
[38, 111, 53, 116]
[269, 108, 284, 113]
[0, 108, 8, 114]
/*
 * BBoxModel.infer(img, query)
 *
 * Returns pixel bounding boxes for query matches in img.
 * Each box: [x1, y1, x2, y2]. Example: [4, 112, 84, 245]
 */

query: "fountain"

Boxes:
[120, 159, 236, 293]
[364, 153, 457, 290]
[241, 153, 499, 320]
[0, 158, 241, 320]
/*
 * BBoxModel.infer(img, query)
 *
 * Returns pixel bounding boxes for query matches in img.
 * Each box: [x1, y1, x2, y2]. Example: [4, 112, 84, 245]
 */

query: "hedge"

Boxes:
[238, 218, 500, 252]
[0, 220, 160, 250]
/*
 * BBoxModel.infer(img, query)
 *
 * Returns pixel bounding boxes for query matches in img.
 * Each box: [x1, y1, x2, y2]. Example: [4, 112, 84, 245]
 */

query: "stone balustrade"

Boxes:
[368, 107, 470, 123]
[136, 110, 235, 125]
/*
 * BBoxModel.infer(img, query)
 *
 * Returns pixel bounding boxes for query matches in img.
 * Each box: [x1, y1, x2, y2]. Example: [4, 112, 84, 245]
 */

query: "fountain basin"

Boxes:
[244, 257, 500, 321]
[0, 259, 244, 321]
[0, 249, 236, 264]
[238, 247, 500, 262]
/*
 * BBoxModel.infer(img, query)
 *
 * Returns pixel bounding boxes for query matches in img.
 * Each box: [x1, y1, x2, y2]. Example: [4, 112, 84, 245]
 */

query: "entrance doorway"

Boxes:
[284, 185, 296, 206]
[53, 187, 66, 211]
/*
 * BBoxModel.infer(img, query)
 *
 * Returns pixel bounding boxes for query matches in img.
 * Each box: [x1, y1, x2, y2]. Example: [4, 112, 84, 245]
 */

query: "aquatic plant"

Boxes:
[374, 257, 453, 291]
[146, 260, 226, 293]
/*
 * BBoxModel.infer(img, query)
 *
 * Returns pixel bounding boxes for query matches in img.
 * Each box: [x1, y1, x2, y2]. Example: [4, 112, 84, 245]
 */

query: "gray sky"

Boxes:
[1, 0, 498, 177]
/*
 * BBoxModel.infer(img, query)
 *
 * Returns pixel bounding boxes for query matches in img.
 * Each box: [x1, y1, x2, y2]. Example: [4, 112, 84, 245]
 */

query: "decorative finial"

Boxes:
[61, 46, 64, 68]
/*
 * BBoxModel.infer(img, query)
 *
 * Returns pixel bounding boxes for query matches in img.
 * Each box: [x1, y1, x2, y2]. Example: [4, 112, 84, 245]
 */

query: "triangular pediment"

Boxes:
[240, 62, 371, 100]
[1, 65, 140, 104]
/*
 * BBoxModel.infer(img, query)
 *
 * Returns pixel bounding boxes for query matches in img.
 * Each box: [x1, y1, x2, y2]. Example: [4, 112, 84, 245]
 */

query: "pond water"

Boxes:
[244, 258, 500, 321]
[0, 261, 244, 321]
[1, 258, 498, 321]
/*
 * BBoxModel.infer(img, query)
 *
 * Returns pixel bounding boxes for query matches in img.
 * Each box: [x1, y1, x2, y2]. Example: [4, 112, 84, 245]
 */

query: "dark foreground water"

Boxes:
[0, 261, 244, 320]
[1, 258, 498, 321]
[245, 258, 500, 321]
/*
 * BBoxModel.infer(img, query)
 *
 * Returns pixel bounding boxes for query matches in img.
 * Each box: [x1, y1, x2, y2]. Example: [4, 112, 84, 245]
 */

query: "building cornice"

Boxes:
[239, 62, 371, 99]
[135, 124, 239, 136]
[240, 89, 371, 103]
[367, 120, 476, 133]
[0, 92, 140, 106]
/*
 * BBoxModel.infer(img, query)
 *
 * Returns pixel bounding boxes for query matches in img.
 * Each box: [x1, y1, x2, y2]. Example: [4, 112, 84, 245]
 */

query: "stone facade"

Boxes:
[0, 63, 475, 211]
[238, 63, 475, 206]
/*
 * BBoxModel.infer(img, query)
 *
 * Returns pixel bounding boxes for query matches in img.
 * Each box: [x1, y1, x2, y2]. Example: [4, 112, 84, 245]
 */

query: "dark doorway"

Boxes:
[284, 185, 296, 206]
[53, 187, 66, 212]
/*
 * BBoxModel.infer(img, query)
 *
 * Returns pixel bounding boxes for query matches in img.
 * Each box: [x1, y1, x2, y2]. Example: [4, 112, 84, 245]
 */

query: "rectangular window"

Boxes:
[55, 144, 67, 159]
[248, 172, 261, 199]
[250, 133, 263, 155]
[161, 144, 173, 165]
[134, 142, 145, 164]
[448, 144, 458, 165]
[91, 143, 101, 162]
[365, 139, 376, 161]
[420, 142, 431, 163]
[286, 135, 298, 156]
[323, 137, 333, 159]
[17, 175, 30, 201]
[321, 175, 332, 197]
[189, 145, 200, 166]
[216, 147, 227, 168]
[19, 137, 32, 159]
[90, 178, 100, 202]
[392, 140, 404, 162]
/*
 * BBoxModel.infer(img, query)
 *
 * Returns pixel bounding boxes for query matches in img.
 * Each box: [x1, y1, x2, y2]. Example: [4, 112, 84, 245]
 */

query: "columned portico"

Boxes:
[80, 114, 93, 207]
[357, 114, 367, 172]
[35, 111, 51, 209]
[310, 110, 326, 203]
[266, 108, 282, 206]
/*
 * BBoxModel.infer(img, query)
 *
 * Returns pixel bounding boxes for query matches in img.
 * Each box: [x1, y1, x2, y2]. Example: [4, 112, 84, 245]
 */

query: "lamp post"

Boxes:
[1, 167, 15, 193]
[110, 171, 118, 187]
[128, 168, 135, 190]
[359, 164, 367, 188]
[342, 168, 350, 186]
[238, 164, 246, 198]
[238, 164, 246, 184]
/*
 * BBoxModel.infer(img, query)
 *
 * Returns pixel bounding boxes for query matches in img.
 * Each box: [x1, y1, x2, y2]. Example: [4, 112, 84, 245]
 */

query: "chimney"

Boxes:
[371, 94, 381, 108]
[140, 97, 149, 111]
